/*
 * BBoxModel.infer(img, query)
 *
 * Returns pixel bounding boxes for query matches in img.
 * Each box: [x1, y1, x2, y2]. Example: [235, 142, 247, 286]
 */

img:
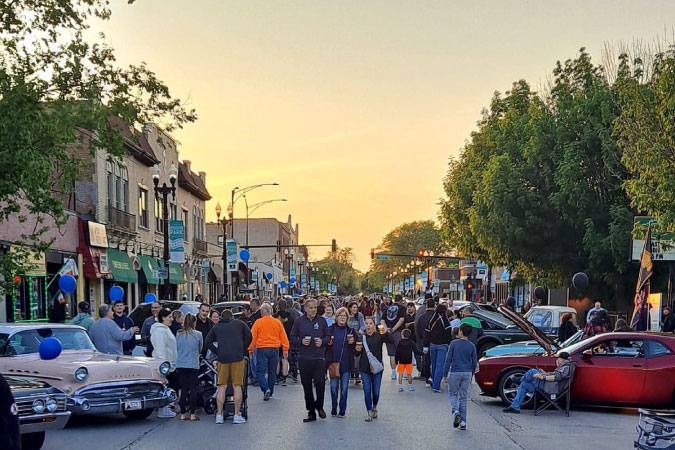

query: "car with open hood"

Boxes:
[0, 324, 175, 419]
[475, 307, 675, 408]
[485, 330, 584, 357]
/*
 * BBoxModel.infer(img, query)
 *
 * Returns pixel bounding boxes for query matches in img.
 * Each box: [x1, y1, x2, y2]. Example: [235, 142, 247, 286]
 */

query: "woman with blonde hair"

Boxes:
[326, 307, 356, 417]
[176, 313, 203, 421]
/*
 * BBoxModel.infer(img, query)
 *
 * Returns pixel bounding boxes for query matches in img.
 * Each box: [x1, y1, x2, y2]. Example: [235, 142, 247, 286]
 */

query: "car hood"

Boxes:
[497, 306, 554, 355]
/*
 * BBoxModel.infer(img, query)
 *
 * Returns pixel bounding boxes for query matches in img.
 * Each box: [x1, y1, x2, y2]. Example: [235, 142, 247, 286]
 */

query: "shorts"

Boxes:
[385, 331, 402, 355]
[216, 360, 246, 386]
[396, 363, 413, 375]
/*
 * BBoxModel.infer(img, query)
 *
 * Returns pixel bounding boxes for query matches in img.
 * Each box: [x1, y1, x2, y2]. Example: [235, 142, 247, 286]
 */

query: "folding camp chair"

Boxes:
[533, 362, 576, 417]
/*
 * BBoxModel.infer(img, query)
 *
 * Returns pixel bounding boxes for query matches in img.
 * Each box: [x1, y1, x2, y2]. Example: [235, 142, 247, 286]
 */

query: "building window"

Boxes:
[182, 209, 188, 240]
[138, 188, 148, 228]
[106, 161, 114, 207]
[193, 206, 204, 240]
[106, 161, 129, 212]
[155, 197, 163, 233]
[170, 203, 177, 221]
[120, 166, 129, 212]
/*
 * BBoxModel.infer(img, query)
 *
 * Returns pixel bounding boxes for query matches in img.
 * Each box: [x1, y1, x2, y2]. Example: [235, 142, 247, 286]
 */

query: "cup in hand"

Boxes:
[377, 325, 384, 335]
[314, 337, 322, 347]
[303, 336, 311, 346]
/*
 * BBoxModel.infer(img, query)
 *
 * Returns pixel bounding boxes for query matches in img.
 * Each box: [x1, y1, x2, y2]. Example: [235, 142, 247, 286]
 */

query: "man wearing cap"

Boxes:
[503, 352, 573, 414]
[663, 306, 675, 333]
[71, 301, 94, 332]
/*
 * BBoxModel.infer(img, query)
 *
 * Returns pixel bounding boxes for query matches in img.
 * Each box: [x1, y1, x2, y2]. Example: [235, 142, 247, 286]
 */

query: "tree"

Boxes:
[314, 247, 362, 295]
[0, 1, 195, 282]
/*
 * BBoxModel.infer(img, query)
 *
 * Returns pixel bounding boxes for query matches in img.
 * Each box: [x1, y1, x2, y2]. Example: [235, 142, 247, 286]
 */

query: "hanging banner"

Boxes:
[169, 220, 185, 263]
[226, 239, 237, 272]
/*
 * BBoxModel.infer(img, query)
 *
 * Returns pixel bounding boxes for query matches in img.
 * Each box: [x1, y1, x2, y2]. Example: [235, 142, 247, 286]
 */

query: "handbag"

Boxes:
[328, 331, 347, 379]
[362, 334, 384, 374]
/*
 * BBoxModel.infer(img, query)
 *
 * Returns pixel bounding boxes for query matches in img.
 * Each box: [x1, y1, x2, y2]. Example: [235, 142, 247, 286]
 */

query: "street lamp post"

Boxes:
[215, 203, 228, 300]
[230, 183, 279, 241]
[244, 197, 287, 247]
[152, 163, 178, 301]
[284, 248, 294, 295]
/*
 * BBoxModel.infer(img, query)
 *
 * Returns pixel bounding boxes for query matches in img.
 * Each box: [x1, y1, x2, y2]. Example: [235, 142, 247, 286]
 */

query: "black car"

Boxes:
[211, 301, 250, 319]
[2, 374, 70, 450]
[471, 310, 554, 356]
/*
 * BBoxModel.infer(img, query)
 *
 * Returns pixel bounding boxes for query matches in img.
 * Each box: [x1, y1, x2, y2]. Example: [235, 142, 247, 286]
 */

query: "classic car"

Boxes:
[523, 305, 578, 335]
[475, 307, 675, 409]
[6, 374, 70, 450]
[485, 330, 584, 357]
[0, 324, 175, 419]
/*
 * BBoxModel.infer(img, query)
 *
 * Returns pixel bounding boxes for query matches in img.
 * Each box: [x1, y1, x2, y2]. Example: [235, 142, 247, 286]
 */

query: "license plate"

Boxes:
[124, 400, 142, 411]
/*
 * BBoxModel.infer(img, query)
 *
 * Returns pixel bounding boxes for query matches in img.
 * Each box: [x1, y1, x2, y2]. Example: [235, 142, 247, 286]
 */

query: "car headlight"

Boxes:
[74, 366, 89, 382]
[159, 362, 170, 375]
[32, 399, 45, 414]
[45, 397, 58, 412]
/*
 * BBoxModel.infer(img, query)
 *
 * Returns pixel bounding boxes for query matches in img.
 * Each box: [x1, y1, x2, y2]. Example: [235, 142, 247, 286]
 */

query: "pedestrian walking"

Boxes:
[395, 328, 415, 392]
[459, 309, 483, 344]
[111, 300, 136, 355]
[442, 323, 477, 431]
[381, 295, 406, 380]
[71, 301, 95, 332]
[415, 298, 434, 382]
[248, 303, 290, 401]
[323, 303, 335, 327]
[151, 308, 178, 418]
[424, 304, 453, 392]
[89, 304, 138, 355]
[289, 298, 330, 423]
[209, 309, 220, 326]
[326, 307, 356, 417]
[355, 317, 393, 422]
[205, 309, 251, 425]
[175, 313, 203, 422]
[141, 301, 162, 356]
[274, 299, 297, 383]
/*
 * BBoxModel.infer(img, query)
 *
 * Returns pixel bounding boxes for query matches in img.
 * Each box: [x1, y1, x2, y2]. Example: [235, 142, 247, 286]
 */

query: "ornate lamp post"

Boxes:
[152, 163, 177, 300]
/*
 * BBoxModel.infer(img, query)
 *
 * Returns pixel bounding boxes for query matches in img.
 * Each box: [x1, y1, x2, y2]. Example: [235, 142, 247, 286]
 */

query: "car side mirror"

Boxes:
[582, 349, 593, 359]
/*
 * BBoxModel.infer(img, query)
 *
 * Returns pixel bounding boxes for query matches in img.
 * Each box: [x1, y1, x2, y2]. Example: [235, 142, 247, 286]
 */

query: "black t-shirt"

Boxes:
[0, 374, 20, 450]
[383, 303, 406, 330]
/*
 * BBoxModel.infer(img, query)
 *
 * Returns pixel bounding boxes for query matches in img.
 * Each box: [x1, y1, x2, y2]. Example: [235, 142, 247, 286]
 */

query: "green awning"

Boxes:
[138, 255, 160, 284]
[107, 249, 138, 284]
[158, 260, 185, 285]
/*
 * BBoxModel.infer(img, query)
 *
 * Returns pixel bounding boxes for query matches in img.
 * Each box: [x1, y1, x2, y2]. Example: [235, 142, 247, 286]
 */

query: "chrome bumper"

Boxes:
[20, 411, 71, 433]
[67, 383, 176, 415]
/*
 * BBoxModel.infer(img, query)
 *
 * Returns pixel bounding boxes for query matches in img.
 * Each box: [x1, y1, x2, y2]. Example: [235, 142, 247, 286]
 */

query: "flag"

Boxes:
[631, 225, 654, 331]
[57, 258, 79, 277]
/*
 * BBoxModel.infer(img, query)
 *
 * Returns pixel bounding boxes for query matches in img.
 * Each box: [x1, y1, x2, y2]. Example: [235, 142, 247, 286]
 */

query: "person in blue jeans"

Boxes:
[248, 304, 290, 401]
[503, 352, 573, 413]
[355, 317, 393, 422]
[424, 304, 453, 392]
[442, 323, 477, 430]
[326, 307, 356, 417]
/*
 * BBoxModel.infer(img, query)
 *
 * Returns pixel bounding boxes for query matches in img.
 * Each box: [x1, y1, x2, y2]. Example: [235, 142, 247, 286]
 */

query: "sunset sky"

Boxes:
[93, 0, 675, 271]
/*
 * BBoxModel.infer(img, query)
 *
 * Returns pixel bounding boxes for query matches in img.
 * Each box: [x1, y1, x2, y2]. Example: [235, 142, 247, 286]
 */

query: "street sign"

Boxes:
[169, 221, 185, 263]
[376, 254, 389, 261]
[201, 260, 210, 274]
[632, 216, 675, 261]
[226, 239, 237, 271]
[153, 267, 168, 280]
[433, 278, 440, 287]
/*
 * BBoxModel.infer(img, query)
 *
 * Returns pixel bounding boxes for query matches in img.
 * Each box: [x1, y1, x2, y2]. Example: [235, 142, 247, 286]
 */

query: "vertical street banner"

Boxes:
[310, 276, 315, 286]
[290, 268, 296, 278]
[421, 271, 428, 289]
[226, 239, 237, 272]
[169, 220, 185, 263]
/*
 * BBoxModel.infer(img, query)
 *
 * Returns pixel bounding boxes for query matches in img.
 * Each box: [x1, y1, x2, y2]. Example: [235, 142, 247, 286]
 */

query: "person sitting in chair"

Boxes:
[503, 352, 573, 414]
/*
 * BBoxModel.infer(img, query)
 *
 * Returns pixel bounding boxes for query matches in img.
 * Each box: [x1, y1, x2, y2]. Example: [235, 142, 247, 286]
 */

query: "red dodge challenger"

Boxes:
[475, 307, 675, 408]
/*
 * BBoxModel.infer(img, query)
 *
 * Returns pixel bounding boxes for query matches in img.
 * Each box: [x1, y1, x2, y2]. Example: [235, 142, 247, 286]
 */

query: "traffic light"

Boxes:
[332, 239, 337, 253]
[417, 249, 425, 258]
[466, 280, 474, 290]
[370, 248, 375, 260]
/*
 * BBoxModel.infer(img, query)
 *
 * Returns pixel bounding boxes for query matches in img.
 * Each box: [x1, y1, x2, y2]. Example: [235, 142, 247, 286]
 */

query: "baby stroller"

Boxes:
[198, 355, 249, 420]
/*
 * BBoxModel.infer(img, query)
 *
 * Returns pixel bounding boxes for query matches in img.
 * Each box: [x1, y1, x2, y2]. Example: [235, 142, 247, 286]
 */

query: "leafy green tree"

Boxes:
[315, 247, 361, 295]
[0, 1, 195, 282]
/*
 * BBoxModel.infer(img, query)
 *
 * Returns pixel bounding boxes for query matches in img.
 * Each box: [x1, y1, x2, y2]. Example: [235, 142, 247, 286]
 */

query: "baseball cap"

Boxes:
[558, 351, 570, 360]
[78, 301, 90, 312]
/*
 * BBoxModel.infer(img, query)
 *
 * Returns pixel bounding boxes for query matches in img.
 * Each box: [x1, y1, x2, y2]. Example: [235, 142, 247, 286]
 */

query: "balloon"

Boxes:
[109, 286, 124, 302]
[573, 272, 589, 291]
[297, 288, 303, 295]
[280, 281, 287, 288]
[290, 277, 296, 284]
[144, 293, 157, 304]
[59, 274, 77, 294]
[506, 296, 516, 308]
[39, 337, 62, 360]
[534, 286, 545, 301]
[239, 249, 250, 262]
[301, 281, 306, 287]
[265, 272, 273, 281]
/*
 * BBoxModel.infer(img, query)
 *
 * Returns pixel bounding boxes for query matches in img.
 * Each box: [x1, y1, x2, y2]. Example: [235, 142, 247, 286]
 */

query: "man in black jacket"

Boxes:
[205, 309, 252, 425]
[112, 300, 136, 355]
[195, 303, 212, 357]
[415, 298, 436, 385]
[289, 298, 330, 422]
[0, 374, 20, 450]
[663, 306, 675, 333]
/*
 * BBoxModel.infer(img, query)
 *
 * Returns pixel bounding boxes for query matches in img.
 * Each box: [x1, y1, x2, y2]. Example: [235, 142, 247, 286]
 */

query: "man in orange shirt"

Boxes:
[249, 303, 290, 401]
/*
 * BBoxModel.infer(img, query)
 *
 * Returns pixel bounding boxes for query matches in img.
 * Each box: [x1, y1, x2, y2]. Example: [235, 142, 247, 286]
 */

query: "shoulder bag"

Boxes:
[362, 334, 384, 374]
[328, 331, 346, 379]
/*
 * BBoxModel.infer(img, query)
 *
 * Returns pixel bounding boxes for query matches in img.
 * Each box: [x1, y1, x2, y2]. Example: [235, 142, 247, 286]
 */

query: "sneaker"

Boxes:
[157, 406, 176, 418]
[331, 411, 337, 417]
[264, 390, 271, 401]
[432, 388, 442, 393]
[282, 377, 287, 386]
[233, 414, 246, 424]
[391, 371, 397, 380]
[364, 411, 373, 422]
[502, 407, 520, 414]
[408, 385, 415, 392]
[453, 412, 461, 428]
[460, 421, 466, 430]
[371, 408, 378, 419]
[425, 382, 432, 388]
[398, 386, 404, 392]
[215, 414, 224, 424]
[337, 413, 346, 418]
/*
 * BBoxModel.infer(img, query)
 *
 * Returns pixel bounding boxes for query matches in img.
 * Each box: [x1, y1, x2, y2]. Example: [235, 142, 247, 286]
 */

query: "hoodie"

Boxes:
[150, 322, 177, 370]
[71, 313, 94, 332]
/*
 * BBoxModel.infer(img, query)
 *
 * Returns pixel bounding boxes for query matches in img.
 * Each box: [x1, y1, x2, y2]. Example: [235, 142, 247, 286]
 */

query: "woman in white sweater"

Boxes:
[151, 308, 177, 418]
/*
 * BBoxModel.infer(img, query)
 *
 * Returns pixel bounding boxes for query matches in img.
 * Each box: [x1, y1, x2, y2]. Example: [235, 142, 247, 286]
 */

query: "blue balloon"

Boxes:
[239, 249, 250, 262]
[301, 281, 306, 287]
[144, 293, 157, 304]
[290, 277, 296, 284]
[59, 274, 77, 294]
[280, 281, 287, 288]
[296, 288, 303, 295]
[39, 337, 62, 360]
[109, 286, 124, 302]
[265, 272, 273, 281]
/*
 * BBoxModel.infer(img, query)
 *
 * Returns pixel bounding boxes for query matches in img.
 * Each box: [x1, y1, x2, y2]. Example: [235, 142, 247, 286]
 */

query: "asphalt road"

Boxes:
[45, 372, 638, 450]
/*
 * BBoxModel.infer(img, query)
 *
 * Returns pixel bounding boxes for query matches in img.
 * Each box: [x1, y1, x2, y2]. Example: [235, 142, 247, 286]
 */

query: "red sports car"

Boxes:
[476, 307, 675, 408]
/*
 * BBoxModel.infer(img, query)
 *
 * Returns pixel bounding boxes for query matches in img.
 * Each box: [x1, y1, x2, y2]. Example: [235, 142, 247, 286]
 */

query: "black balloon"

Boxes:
[572, 272, 589, 291]
[506, 296, 516, 307]
[534, 286, 545, 300]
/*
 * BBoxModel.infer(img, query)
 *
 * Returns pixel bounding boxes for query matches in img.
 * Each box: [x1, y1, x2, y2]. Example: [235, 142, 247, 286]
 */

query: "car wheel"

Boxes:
[498, 368, 533, 408]
[123, 409, 154, 420]
[21, 431, 46, 450]
[478, 341, 498, 357]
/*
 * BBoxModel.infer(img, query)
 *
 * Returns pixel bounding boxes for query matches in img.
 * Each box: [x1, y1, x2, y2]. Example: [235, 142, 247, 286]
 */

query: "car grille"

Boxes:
[16, 396, 67, 416]
[78, 383, 164, 401]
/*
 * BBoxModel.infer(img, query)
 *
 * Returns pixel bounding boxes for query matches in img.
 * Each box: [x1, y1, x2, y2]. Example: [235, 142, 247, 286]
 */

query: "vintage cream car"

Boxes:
[0, 324, 175, 419]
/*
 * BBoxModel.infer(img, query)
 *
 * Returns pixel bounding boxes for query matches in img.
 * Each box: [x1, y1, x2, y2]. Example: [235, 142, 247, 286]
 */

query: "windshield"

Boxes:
[559, 334, 593, 355]
[3, 328, 96, 355]
[524, 308, 552, 328]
